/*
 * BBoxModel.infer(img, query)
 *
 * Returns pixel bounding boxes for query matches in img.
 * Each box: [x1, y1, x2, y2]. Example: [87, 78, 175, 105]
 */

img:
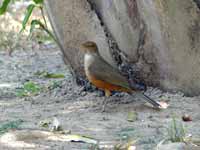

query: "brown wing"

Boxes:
[88, 55, 131, 90]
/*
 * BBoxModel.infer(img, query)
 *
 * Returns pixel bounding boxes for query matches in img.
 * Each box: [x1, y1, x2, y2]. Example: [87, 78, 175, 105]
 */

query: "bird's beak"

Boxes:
[80, 42, 90, 48]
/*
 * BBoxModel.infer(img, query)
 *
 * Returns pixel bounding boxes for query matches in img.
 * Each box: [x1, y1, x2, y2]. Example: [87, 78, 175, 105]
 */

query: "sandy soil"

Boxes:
[0, 47, 200, 150]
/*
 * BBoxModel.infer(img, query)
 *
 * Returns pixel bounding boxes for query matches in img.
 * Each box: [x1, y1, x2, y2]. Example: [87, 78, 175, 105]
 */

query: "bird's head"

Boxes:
[80, 41, 99, 54]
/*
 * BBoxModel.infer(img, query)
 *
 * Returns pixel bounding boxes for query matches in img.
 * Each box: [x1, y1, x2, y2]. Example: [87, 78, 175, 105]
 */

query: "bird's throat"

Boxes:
[84, 53, 95, 70]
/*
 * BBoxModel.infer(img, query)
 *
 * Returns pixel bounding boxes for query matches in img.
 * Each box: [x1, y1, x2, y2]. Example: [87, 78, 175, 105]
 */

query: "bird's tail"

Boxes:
[134, 92, 161, 108]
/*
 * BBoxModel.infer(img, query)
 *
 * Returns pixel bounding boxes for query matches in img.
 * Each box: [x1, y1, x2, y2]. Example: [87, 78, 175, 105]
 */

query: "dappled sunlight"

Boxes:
[0, 83, 16, 88]
[0, 1, 41, 35]
[0, 131, 49, 149]
[0, 101, 13, 106]
[0, 13, 21, 33]
[0, 130, 97, 149]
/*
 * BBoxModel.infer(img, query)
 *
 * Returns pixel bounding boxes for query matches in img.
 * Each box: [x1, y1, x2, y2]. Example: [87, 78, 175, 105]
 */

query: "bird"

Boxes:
[80, 41, 162, 111]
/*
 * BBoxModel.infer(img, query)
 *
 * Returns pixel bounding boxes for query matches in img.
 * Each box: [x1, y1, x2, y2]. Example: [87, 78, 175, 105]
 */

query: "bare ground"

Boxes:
[0, 47, 200, 150]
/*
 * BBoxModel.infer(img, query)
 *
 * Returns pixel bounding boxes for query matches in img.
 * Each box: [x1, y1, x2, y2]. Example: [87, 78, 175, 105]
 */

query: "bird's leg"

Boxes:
[101, 89, 111, 112]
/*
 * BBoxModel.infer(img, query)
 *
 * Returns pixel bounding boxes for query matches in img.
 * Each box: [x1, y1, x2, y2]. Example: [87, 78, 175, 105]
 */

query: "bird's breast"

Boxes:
[84, 54, 95, 78]
[84, 53, 94, 67]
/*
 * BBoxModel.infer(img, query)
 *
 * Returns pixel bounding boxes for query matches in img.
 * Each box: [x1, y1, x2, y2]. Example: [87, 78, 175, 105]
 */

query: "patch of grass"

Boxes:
[16, 81, 41, 97]
[0, 119, 23, 135]
[167, 117, 186, 143]
[127, 111, 137, 122]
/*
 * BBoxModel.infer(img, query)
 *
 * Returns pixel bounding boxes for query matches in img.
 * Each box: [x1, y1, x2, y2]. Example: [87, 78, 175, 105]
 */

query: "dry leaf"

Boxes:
[128, 145, 136, 150]
[158, 101, 169, 109]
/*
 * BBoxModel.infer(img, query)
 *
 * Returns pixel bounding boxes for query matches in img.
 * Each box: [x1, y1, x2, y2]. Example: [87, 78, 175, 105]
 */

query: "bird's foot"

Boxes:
[101, 98, 108, 113]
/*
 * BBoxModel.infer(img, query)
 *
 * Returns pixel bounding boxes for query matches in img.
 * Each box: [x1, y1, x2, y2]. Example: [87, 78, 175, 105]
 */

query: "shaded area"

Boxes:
[194, 0, 200, 9]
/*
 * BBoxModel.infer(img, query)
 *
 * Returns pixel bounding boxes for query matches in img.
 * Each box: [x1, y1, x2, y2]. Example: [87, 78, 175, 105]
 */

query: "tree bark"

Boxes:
[45, 0, 200, 96]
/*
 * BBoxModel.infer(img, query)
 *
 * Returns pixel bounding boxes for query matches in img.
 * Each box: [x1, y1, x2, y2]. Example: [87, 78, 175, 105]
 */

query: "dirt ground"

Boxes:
[0, 1, 200, 150]
[0, 46, 200, 150]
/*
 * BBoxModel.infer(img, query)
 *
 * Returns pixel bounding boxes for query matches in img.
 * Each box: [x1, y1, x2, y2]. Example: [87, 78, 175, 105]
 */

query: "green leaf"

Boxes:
[127, 111, 137, 122]
[44, 73, 65, 79]
[16, 81, 41, 97]
[30, 19, 58, 43]
[34, 71, 65, 79]
[23, 81, 41, 93]
[21, 4, 35, 31]
[30, 19, 44, 33]
[33, 0, 44, 4]
[0, 0, 11, 15]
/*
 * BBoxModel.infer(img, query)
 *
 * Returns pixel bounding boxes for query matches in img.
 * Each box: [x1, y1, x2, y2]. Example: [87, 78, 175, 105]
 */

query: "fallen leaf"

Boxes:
[44, 73, 65, 79]
[35, 71, 65, 78]
[128, 145, 136, 150]
[127, 111, 137, 122]
[158, 101, 169, 109]
[62, 134, 98, 144]
[0, 130, 98, 146]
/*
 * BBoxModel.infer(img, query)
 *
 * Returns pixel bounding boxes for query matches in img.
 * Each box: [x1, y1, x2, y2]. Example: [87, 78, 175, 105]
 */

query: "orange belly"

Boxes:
[87, 74, 131, 93]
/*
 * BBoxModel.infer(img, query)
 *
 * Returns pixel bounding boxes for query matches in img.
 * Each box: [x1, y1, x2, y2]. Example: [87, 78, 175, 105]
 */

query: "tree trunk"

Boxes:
[45, 0, 200, 96]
